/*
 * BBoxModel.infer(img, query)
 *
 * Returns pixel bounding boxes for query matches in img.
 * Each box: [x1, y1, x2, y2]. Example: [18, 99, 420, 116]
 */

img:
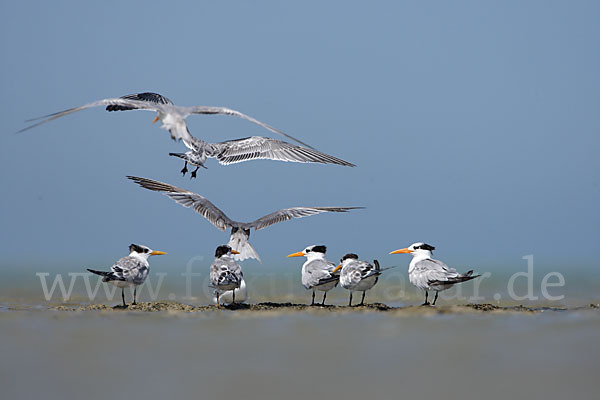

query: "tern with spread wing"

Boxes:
[127, 176, 363, 262]
[389, 242, 480, 306]
[170, 134, 355, 178]
[18, 91, 313, 148]
[287, 245, 340, 305]
[87, 244, 166, 307]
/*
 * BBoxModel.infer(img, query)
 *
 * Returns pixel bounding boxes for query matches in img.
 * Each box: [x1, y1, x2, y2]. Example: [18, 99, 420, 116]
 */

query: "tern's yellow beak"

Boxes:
[332, 264, 342, 273]
[389, 248, 412, 254]
[231, 250, 241, 255]
[287, 251, 305, 258]
[150, 250, 167, 256]
[152, 116, 160, 124]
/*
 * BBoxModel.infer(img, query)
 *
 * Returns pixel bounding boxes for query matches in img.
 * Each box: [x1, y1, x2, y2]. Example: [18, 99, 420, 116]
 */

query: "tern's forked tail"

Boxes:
[227, 236, 261, 262]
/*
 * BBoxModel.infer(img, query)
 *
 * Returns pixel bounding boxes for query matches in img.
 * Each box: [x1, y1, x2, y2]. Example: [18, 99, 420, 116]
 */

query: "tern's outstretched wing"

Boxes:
[248, 206, 363, 231]
[127, 176, 234, 231]
[186, 106, 315, 149]
[212, 136, 354, 167]
[105, 92, 173, 111]
[18, 94, 171, 133]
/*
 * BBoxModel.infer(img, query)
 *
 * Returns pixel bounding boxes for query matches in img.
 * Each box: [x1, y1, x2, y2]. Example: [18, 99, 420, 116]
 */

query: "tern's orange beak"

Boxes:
[332, 264, 342, 273]
[389, 248, 412, 254]
[231, 250, 241, 255]
[150, 250, 167, 256]
[287, 251, 305, 258]
[152, 116, 160, 124]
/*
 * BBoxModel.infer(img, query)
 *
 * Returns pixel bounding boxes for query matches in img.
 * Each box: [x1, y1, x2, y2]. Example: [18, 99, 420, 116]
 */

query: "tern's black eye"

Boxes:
[144, 249, 149, 253]
[306, 249, 311, 253]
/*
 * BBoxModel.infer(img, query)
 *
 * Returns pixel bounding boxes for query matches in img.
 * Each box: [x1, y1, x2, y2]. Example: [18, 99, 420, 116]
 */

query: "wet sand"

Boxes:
[46, 301, 600, 314]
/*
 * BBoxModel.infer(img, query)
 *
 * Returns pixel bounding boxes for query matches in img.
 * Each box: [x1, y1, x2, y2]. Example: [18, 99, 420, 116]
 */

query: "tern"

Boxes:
[331, 253, 390, 306]
[209, 245, 243, 307]
[169, 134, 355, 178]
[287, 245, 340, 305]
[127, 176, 363, 262]
[389, 242, 480, 306]
[87, 244, 166, 307]
[18, 91, 313, 148]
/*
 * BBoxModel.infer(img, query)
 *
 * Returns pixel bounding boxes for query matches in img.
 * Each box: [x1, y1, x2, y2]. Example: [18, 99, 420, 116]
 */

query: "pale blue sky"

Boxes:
[1, 0, 598, 271]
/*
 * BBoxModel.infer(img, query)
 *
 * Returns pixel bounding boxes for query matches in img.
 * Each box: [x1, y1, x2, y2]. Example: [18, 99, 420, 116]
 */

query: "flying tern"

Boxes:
[127, 176, 363, 262]
[170, 134, 355, 178]
[18, 91, 313, 149]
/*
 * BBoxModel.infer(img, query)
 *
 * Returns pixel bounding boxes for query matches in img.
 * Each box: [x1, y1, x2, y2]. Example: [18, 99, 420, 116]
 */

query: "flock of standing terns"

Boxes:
[20, 92, 481, 308]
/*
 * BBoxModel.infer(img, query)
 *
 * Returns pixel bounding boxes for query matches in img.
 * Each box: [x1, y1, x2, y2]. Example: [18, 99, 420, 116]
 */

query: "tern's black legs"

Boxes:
[216, 292, 220, 307]
[311, 291, 315, 306]
[180, 161, 189, 176]
[348, 292, 353, 306]
[232, 289, 236, 304]
[322, 292, 327, 305]
[121, 289, 126, 307]
[190, 166, 200, 179]
[132, 288, 137, 305]
[432, 291, 439, 306]
[422, 290, 430, 306]
[360, 291, 366, 306]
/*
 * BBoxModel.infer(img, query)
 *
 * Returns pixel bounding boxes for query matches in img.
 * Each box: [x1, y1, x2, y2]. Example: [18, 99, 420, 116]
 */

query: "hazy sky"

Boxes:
[1, 0, 598, 271]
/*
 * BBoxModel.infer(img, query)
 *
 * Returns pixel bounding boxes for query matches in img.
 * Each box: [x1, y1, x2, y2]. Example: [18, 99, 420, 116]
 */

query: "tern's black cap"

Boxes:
[215, 245, 232, 258]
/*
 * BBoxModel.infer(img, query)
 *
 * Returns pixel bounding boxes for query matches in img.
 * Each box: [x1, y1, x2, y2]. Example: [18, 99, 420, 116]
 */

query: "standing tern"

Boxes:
[87, 244, 166, 307]
[331, 253, 391, 306]
[389, 242, 480, 306]
[209, 245, 243, 307]
[169, 134, 354, 178]
[18, 91, 313, 149]
[287, 245, 340, 305]
[127, 176, 363, 262]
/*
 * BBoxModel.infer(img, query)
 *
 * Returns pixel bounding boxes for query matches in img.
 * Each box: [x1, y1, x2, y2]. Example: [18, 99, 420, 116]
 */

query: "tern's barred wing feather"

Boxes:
[186, 106, 315, 150]
[127, 176, 234, 231]
[249, 206, 364, 231]
[213, 136, 354, 167]
[18, 97, 170, 133]
[106, 92, 173, 111]
[111, 256, 148, 284]
[210, 257, 243, 289]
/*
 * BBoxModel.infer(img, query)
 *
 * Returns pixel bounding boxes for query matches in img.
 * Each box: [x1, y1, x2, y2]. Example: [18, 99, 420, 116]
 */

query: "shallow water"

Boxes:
[1, 308, 599, 400]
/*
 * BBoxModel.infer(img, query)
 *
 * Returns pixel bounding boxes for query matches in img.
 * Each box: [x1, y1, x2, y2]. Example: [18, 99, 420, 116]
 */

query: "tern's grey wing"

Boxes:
[18, 97, 169, 133]
[249, 206, 364, 231]
[412, 259, 459, 287]
[127, 176, 234, 231]
[105, 92, 173, 111]
[303, 259, 338, 287]
[213, 136, 355, 167]
[186, 106, 315, 150]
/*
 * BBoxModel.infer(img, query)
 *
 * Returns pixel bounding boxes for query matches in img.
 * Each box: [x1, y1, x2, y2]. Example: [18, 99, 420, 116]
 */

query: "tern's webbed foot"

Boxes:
[421, 302, 431, 306]
[181, 166, 188, 176]
[113, 304, 128, 309]
[190, 167, 200, 179]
